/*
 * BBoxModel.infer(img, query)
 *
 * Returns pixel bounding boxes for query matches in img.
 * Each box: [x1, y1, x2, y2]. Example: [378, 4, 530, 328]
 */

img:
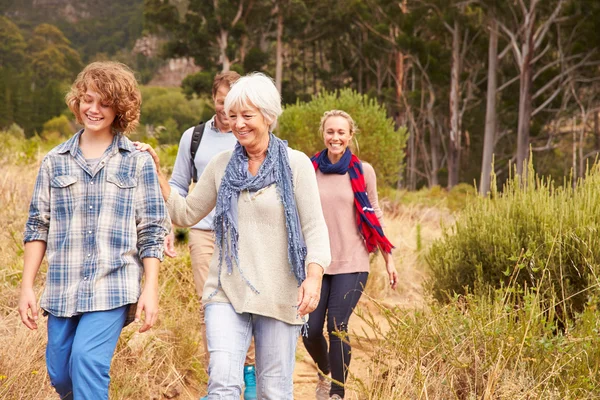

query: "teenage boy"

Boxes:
[18, 61, 170, 399]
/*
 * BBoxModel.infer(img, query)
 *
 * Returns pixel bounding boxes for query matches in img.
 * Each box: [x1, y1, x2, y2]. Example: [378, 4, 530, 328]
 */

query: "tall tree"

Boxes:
[497, 0, 567, 175]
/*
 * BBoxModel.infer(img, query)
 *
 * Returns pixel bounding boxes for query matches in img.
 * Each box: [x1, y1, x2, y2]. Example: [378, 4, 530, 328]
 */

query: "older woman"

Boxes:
[137, 73, 331, 399]
[303, 110, 398, 400]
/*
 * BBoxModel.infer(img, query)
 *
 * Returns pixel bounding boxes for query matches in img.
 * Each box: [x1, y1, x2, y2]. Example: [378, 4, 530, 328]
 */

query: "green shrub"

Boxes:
[41, 115, 72, 140]
[140, 87, 207, 142]
[181, 71, 213, 99]
[353, 288, 600, 399]
[278, 89, 408, 187]
[426, 162, 600, 318]
[0, 127, 42, 164]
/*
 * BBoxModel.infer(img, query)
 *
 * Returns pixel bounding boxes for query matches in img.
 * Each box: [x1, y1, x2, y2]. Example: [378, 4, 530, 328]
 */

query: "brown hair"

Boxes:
[212, 71, 241, 98]
[65, 61, 142, 134]
[318, 109, 358, 136]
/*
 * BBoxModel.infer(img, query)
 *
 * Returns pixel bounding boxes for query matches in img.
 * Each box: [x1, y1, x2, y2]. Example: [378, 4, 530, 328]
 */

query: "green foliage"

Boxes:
[278, 89, 408, 187]
[0, 16, 27, 69]
[139, 86, 207, 143]
[28, 24, 82, 85]
[427, 162, 600, 318]
[355, 288, 600, 398]
[181, 71, 214, 98]
[243, 47, 269, 73]
[42, 115, 72, 141]
[0, 126, 42, 165]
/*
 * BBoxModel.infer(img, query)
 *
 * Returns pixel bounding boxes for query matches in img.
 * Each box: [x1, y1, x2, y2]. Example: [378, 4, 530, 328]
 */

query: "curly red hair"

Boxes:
[66, 61, 141, 134]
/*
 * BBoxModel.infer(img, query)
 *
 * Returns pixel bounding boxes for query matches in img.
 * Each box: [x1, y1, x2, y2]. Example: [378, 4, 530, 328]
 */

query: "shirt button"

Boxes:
[83, 276, 88, 280]
[89, 206, 93, 209]
[88, 231, 92, 234]
[90, 181, 94, 185]
[87, 254, 91, 257]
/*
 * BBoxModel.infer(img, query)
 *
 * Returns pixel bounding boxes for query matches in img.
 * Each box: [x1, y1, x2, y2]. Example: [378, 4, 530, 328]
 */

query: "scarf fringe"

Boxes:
[212, 134, 307, 298]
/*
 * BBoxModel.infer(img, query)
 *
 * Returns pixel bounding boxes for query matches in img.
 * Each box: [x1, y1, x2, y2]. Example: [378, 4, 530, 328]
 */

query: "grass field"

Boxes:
[1, 133, 599, 399]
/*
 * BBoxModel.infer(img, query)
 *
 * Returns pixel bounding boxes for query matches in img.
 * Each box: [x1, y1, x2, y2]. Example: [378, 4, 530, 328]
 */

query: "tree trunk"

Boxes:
[447, 21, 461, 189]
[595, 111, 599, 151]
[302, 46, 307, 92]
[572, 117, 577, 188]
[275, 8, 283, 93]
[218, 29, 230, 72]
[479, 19, 498, 196]
[312, 42, 317, 94]
[396, 51, 404, 107]
[427, 92, 440, 187]
[515, 15, 536, 176]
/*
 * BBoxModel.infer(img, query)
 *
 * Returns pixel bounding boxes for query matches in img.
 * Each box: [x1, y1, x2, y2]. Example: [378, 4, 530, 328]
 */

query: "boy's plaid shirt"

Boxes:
[24, 131, 171, 318]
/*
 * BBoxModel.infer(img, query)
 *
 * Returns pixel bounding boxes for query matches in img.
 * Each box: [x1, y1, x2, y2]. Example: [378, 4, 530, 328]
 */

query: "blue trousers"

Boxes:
[302, 272, 369, 398]
[46, 306, 128, 400]
[204, 302, 300, 400]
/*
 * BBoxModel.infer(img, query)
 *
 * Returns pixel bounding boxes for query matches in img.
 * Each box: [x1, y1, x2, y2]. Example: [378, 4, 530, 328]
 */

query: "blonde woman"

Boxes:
[303, 110, 398, 400]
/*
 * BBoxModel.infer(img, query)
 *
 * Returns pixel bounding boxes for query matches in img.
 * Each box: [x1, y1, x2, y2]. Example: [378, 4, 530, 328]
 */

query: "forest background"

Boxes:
[2, 0, 600, 191]
[2, 0, 600, 398]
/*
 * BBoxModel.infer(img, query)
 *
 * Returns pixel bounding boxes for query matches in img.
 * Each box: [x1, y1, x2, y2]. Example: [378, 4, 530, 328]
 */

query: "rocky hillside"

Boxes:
[4, 0, 139, 24]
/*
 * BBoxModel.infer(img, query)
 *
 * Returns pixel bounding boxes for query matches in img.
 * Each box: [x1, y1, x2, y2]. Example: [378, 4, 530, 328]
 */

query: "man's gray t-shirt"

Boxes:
[169, 116, 238, 230]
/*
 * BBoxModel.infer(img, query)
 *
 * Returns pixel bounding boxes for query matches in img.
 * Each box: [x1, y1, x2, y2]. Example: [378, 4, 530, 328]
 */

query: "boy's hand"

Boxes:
[135, 285, 159, 333]
[18, 287, 39, 330]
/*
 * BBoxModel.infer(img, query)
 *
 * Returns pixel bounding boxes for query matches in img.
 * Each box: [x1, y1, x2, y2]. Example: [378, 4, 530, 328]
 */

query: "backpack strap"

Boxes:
[190, 121, 206, 183]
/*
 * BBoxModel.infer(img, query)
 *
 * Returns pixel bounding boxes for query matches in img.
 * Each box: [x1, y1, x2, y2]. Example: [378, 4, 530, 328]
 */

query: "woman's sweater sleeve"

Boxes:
[166, 151, 222, 227]
[364, 162, 385, 223]
[291, 151, 331, 271]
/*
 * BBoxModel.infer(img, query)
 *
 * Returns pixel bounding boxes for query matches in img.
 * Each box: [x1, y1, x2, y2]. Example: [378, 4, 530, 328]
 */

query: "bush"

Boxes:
[181, 71, 214, 99]
[140, 86, 206, 142]
[353, 289, 600, 399]
[278, 89, 408, 187]
[41, 115, 72, 141]
[426, 162, 600, 318]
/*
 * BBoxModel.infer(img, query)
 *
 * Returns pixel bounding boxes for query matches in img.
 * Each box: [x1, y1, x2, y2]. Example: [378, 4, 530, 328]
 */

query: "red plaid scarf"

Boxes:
[312, 149, 394, 254]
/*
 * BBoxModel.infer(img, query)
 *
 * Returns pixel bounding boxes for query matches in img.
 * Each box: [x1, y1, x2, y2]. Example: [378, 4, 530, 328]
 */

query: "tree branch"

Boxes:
[533, 0, 565, 50]
[498, 20, 523, 66]
[231, 0, 244, 27]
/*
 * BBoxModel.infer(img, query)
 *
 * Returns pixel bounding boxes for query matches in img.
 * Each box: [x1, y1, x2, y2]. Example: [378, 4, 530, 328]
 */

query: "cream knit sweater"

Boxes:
[167, 148, 331, 325]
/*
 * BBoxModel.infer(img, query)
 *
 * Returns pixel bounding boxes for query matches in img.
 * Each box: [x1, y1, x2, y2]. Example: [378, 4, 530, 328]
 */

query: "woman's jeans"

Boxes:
[204, 302, 300, 399]
[302, 272, 369, 398]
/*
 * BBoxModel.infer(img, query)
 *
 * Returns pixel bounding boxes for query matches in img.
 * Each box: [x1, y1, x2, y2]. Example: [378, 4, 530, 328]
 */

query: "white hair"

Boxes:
[224, 72, 282, 131]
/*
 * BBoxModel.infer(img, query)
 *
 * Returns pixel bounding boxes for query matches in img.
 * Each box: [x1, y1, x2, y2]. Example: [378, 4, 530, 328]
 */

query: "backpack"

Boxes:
[190, 121, 206, 182]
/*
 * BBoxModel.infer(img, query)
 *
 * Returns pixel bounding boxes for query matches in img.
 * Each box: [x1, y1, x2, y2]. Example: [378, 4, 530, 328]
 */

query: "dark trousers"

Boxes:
[302, 272, 369, 398]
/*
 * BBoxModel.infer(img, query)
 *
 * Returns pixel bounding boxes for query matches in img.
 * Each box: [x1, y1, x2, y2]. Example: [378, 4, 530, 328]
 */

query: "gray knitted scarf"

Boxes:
[210, 133, 307, 297]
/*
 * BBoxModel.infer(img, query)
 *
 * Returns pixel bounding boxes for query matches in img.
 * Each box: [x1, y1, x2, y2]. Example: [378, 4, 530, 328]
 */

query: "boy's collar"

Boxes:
[56, 130, 134, 156]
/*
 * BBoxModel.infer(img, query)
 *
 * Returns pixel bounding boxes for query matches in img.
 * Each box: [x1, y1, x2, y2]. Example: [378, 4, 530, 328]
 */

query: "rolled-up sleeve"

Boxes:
[24, 158, 51, 243]
[135, 155, 171, 260]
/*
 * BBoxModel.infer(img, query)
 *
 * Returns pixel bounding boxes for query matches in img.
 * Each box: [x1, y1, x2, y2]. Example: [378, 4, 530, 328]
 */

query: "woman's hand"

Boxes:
[297, 263, 324, 317]
[386, 256, 398, 290]
[164, 230, 177, 258]
[133, 142, 162, 173]
[133, 141, 172, 200]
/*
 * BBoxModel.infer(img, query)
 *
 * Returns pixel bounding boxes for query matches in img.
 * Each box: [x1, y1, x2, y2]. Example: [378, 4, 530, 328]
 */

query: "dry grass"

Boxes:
[0, 157, 207, 399]
[4, 136, 598, 399]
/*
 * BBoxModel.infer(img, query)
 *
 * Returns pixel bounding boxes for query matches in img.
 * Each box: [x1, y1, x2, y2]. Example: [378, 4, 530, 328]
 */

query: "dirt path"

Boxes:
[293, 265, 428, 399]
[292, 205, 444, 400]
